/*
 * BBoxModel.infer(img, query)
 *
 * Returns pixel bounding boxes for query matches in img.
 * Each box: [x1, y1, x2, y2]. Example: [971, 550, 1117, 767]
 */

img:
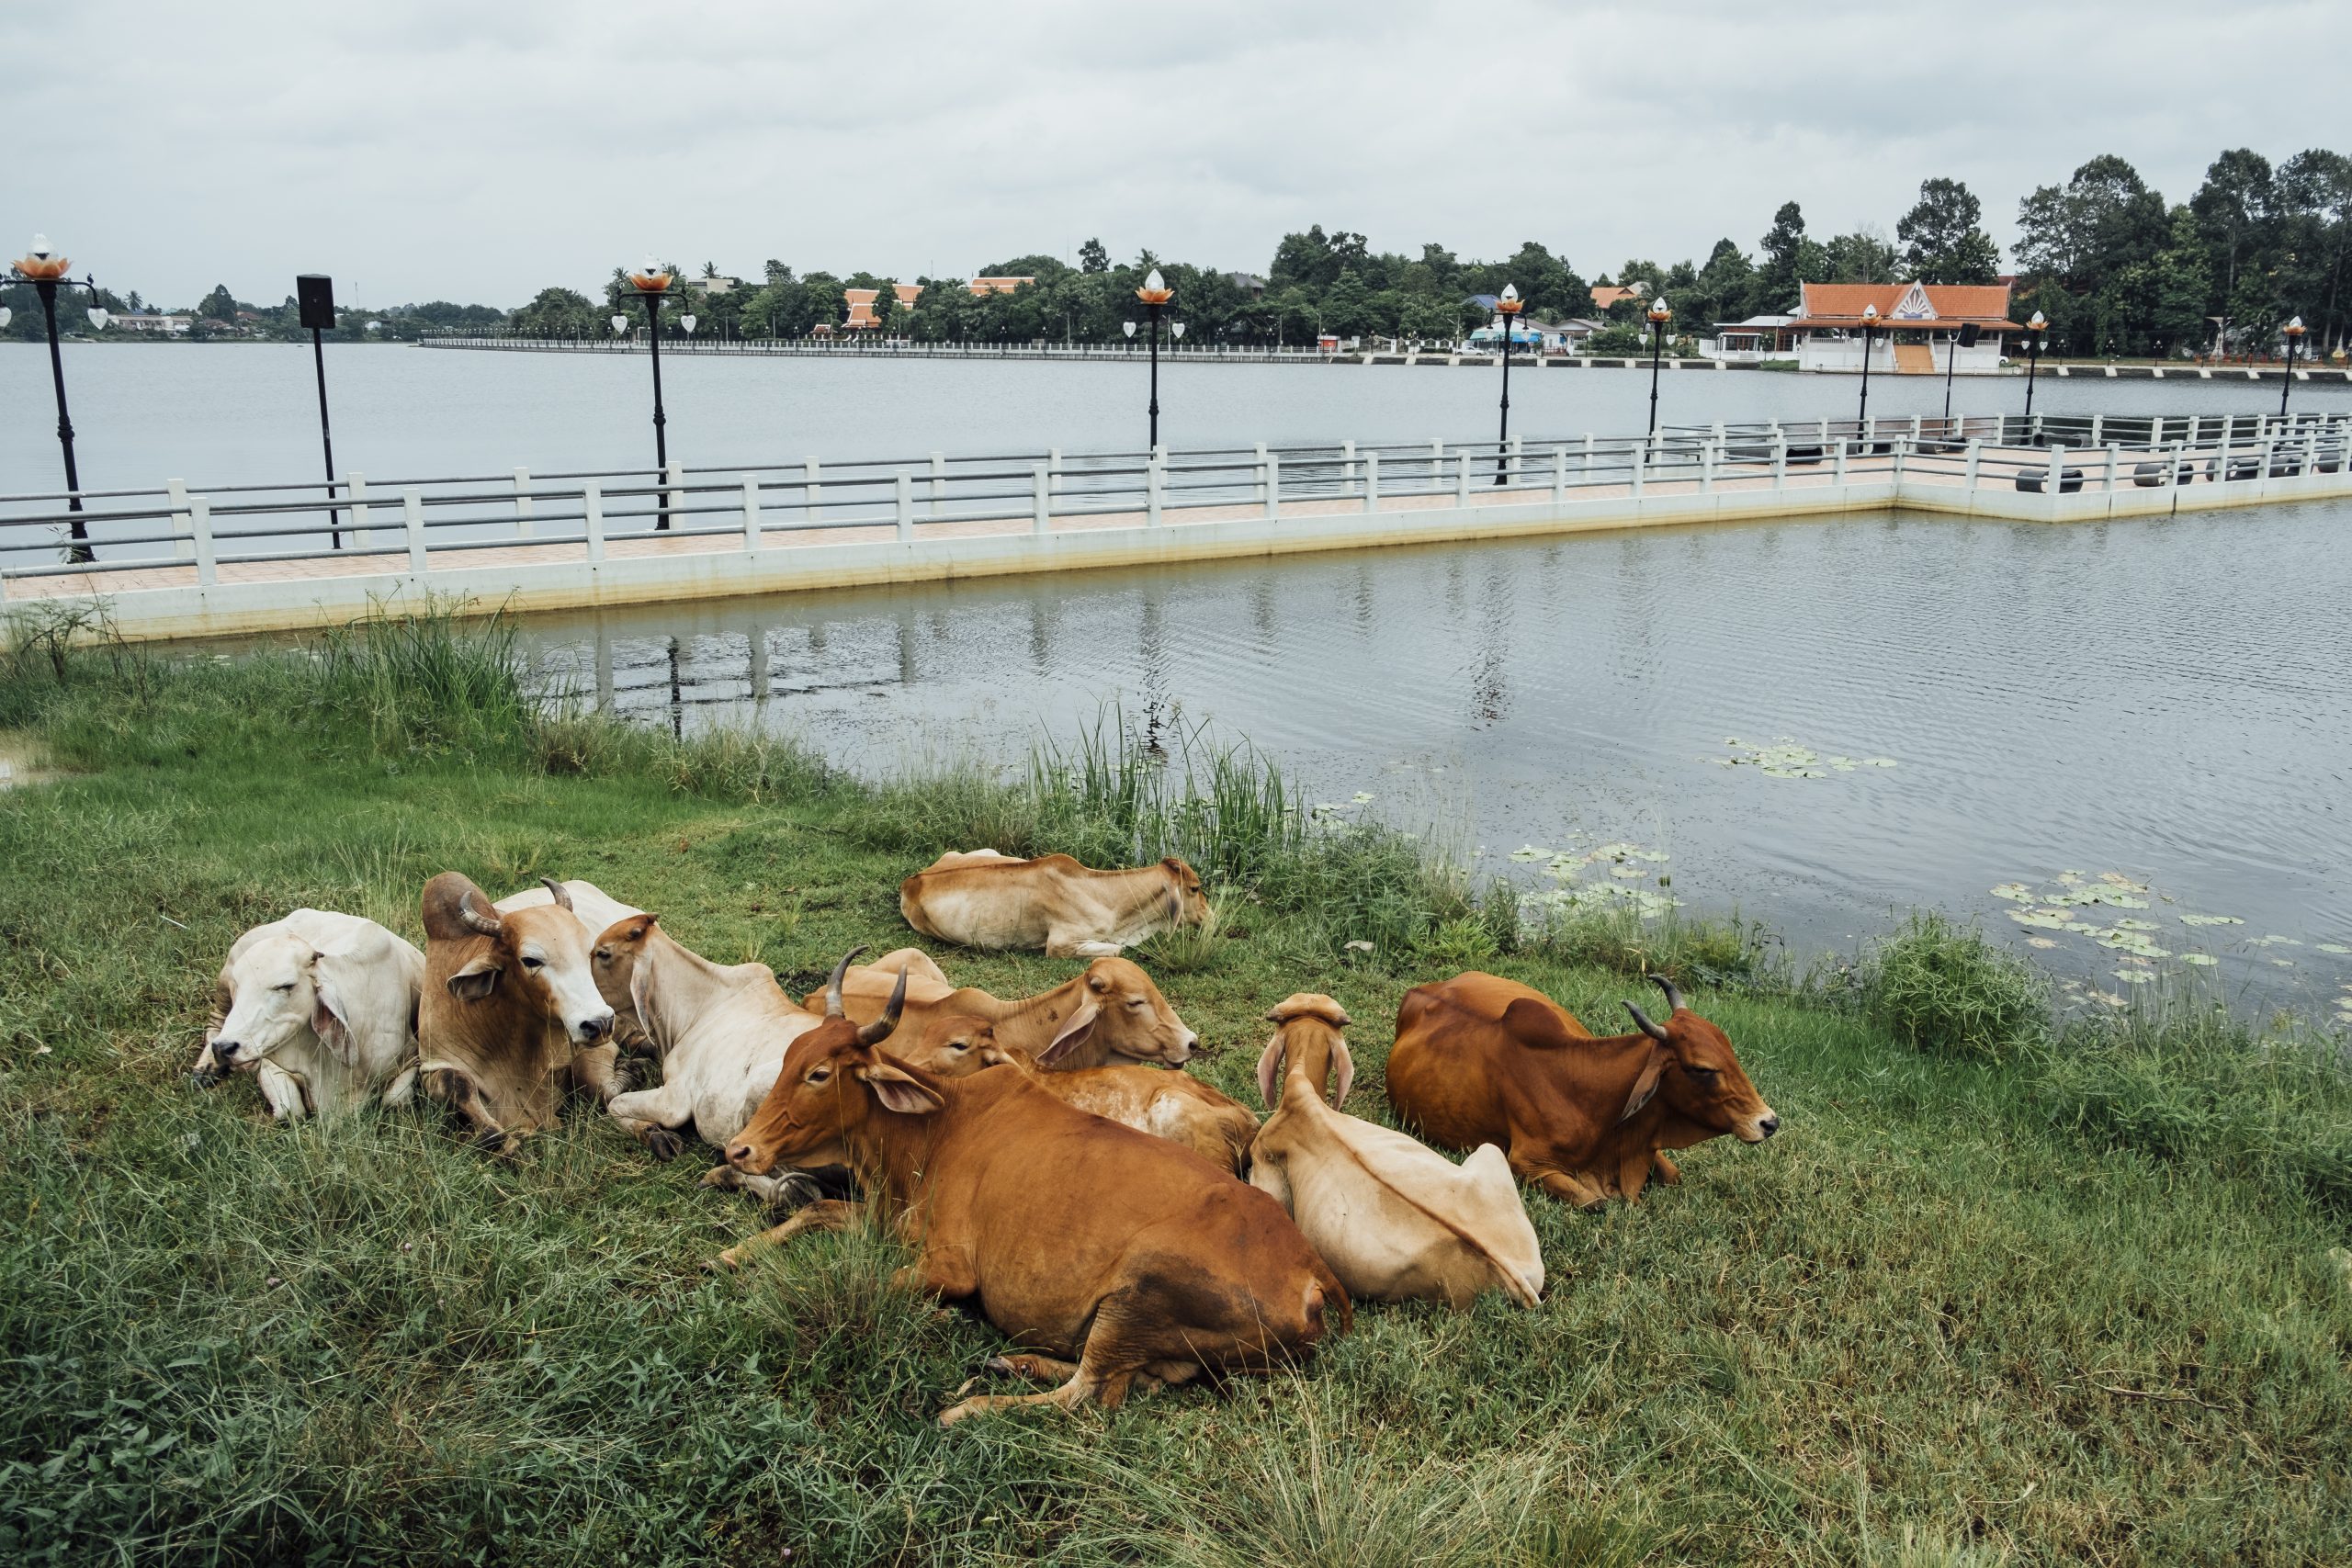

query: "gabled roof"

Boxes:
[1794, 281, 2017, 329]
[1590, 284, 1646, 310]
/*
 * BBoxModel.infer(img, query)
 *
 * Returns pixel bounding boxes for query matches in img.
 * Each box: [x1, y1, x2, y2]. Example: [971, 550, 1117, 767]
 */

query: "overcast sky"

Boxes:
[7, 0, 2346, 309]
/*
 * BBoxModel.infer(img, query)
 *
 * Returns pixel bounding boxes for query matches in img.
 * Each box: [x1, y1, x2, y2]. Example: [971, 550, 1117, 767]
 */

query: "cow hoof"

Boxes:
[188, 1070, 221, 1092]
[707, 1247, 745, 1273]
[1579, 1197, 1608, 1214]
[985, 1355, 1057, 1384]
[645, 1128, 684, 1163]
[700, 1166, 743, 1191]
[765, 1172, 824, 1214]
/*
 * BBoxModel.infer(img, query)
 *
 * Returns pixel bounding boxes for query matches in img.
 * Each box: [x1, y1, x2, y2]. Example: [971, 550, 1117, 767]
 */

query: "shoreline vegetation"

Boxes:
[2, 604, 2347, 1564]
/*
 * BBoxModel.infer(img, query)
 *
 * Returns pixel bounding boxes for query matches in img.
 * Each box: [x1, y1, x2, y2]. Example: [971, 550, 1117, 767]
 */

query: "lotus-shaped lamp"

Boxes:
[1646, 296, 1672, 325]
[17, 233, 70, 281]
[1498, 283, 1523, 315]
[1135, 267, 1173, 306]
[629, 256, 673, 292]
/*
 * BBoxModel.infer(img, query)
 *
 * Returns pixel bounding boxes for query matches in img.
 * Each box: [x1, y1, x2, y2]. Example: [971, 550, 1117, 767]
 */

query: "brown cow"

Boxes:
[416, 873, 625, 1156]
[811, 954, 1199, 1069]
[719, 953, 1347, 1425]
[899, 850, 1211, 956]
[1385, 972, 1780, 1211]
[888, 1015, 1258, 1174]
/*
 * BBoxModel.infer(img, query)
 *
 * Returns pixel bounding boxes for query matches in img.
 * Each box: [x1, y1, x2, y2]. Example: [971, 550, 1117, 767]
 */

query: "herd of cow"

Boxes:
[194, 849, 1781, 1425]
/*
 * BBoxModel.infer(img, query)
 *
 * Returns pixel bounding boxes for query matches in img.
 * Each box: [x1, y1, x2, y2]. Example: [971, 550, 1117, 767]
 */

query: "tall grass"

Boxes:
[1856, 911, 2050, 1062]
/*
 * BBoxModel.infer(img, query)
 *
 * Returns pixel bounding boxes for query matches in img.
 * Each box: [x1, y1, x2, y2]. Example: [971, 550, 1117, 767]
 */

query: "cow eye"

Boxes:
[271, 982, 296, 993]
[807, 1067, 831, 1084]
[949, 1040, 970, 1052]
[1685, 1065, 1720, 1082]
[521, 956, 545, 970]
[1126, 998, 1148, 1009]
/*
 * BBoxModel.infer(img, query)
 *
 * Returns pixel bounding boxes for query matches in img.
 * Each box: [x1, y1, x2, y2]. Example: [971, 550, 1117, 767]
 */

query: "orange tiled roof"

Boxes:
[969, 276, 1035, 296]
[1796, 281, 2017, 329]
[1590, 285, 1642, 310]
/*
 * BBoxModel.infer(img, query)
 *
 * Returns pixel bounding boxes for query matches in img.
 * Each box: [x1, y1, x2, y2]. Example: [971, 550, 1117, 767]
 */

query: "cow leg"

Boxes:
[424, 1066, 522, 1158]
[1651, 1151, 1682, 1185]
[254, 1061, 308, 1123]
[607, 1081, 693, 1162]
[708, 1198, 864, 1270]
[1046, 933, 1124, 959]
[1531, 1169, 1610, 1213]
[937, 1364, 1133, 1427]
[866, 946, 950, 986]
[380, 1064, 419, 1111]
[1615, 1149, 1654, 1204]
[567, 1042, 633, 1107]
[189, 1039, 225, 1090]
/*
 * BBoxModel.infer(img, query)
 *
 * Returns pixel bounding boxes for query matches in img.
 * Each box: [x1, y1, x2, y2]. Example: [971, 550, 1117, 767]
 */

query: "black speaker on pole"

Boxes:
[1958, 321, 1981, 348]
[296, 274, 336, 331]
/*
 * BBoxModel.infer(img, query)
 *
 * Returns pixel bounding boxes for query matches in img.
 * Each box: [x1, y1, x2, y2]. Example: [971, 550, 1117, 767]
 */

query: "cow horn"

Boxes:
[824, 946, 869, 1018]
[1623, 999, 1670, 1043]
[458, 890, 503, 937]
[856, 964, 910, 1046]
[1649, 973, 1685, 1014]
[539, 876, 573, 911]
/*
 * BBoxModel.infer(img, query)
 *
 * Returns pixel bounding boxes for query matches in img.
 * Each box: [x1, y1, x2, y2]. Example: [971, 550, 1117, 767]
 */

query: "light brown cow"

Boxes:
[1385, 973, 1780, 1211]
[416, 873, 625, 1156]
[888, 1014, 1258, 1174]
[899, 850, 1211, 957]
[812, 954, 1199, 1068]
[719, 954, 1347, 1425]
[1249, 995, 1543, 1308]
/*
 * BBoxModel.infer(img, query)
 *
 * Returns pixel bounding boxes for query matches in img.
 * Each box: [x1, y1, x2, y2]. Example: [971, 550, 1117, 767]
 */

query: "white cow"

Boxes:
[195, 909, 425, 1122]
[1248, 993, 1544, 1309]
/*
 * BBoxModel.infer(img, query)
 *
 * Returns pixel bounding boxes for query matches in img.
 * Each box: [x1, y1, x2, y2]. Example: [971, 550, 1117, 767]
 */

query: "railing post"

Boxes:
[1033, 463, 1051, 535]
[1909, 414, 1922, 446]
[2168, 439, 2185, 488]
[513, 467, 536, 538]
[166, 478, 195, 561]
[1364, 448, 1382, 513]
[929, 451, 946, 518]
[190, 497, 217, 586]
[2089, 413, 2103, 448]
[583, 479, 606, 564]
[1702, 440, 1717, 493]
[1508, 434, 1521, 487]
[2185, 413, 2199, 450]
[1342, 438, 1357, 491]
[1630, 440, 1645, 499]
[1583, 431, 1595, 479]
[1252, 442, 1268, 504]
[1963, 437, 1982, 489]
[664, 459, 684, 532]
[804, 457, 821, 524]
[2104, 443, 2120, 492]
[896, 471, 914, 541]
[402, 488, 428, 574]
[1892, 435, 1907, 487]
[1833, 437, 1849, 485]
[347, 471, 372, 551]
[1773, 434, 1788, 491]
[2149, 415, 2164, 446]
[1455, 450, 1472, 507]
[2048, 443, 2068, 516]
[1263, 451, 1281, 519]
[1551, 445, 1566, 503]
[741, 475, 763, 557]
[2303, 428, 2318, 481]
[1430, 438, 1444, 491]
[1146, 456, 1163, 527]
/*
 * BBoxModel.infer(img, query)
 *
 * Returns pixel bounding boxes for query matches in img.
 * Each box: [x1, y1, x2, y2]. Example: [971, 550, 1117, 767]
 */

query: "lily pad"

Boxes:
[1508, 846, 1549, 863]
[2178, 914, 2244, 927]
[2179, 953, 2219, 967]
[1990, 883, 2036, 903]
[2114, 969, 2155, 984]
[2318, 943, 2352, 956]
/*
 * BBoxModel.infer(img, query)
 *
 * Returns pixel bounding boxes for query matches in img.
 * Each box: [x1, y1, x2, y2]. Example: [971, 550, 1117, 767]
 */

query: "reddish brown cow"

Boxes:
[416, 873, 625, 1156]
[720, 953, 1346, 1425]
[1385, 972, 1780, 1211]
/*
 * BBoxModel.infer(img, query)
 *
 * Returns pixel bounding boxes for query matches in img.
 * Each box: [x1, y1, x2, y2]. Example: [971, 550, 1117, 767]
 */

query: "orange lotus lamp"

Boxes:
[15, 233, 70, 281]
[621, 254, 685, 526]
[1645, 294, 1673, 437]
[1133, 268, 1174, 446]
[11, 232, 103, 562]
[1134, 267, 1173, 308]
[1492, 284, 1525, 484]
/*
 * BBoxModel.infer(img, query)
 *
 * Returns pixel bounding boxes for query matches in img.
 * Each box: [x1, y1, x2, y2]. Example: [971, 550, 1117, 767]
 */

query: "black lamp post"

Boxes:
[294, 275, 344, 547]
[1494, 283, 1522, 484]
[616, 258, 700, 529]
[1645, 295, 1672, 438]
[1855, 303, 1880, 438]
[7, 234, 106, 563]
[2022, 309, 2047, 428]
[1133, 267, 1173, 448]
[2280, 315, 2305, 418]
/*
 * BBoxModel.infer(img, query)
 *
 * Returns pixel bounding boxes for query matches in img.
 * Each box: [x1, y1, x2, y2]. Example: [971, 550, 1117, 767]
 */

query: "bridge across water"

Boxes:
[3, 409, 2345, 643]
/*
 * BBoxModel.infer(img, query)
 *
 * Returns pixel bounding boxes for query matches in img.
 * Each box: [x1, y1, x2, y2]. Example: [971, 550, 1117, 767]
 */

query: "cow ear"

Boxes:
[858, 1061, 944, 1115]
[1038, 998, 1101, 1066]
[1619, 1043, 1669, 1124]
[310, 955, 359, 1066]
[1330, 1035, 1355, 1111]
[446, 954, 502, 1003]
[1255, 1034, 1286, 1111]
[1501, 996, 1577, 1050]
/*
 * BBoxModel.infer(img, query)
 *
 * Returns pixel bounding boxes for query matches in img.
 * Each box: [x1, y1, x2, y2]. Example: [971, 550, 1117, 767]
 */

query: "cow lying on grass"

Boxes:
[1249, 994, 1543, 1308]
[886, 1013, 1259, 1174]
[416, 873, 627, 1156]
[719, 952, 1348, 1425]
[1386, 973, 1780, 1210]
[815, 953, 1200, 1068]
[194, 909, 424, 1122]
[899, 850, 1211, 957]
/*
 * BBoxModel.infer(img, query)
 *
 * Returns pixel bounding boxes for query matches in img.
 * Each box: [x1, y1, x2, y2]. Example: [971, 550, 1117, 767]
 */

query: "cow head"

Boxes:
[1617, 976, 1779, 1142]
[1039, 956, 1200, 1068]
[727, 949, 915, 1175]
[882, 1012, 1002, 1079]
[424, 873, 615, 1046]
[1255, 993, 1354, 1111]
[211, 931, 357, 1070]
[589, 911, 662, 1049]
[1159, 857, 1212, 928]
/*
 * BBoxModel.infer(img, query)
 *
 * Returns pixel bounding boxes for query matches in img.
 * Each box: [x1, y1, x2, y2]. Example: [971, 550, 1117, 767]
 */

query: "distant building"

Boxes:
[1225, 272, 1267, 299]
[1589, 283, 1648, 313]
[1464, 317, 1600, 353]
[111, 313, 192, 335]
[1783, 281, 2018, 373]
[842, 283, 923, 329]
[967, 276, 1035, 297]
[684, 275, 743, 296]
[1700, 314, 1798, 363]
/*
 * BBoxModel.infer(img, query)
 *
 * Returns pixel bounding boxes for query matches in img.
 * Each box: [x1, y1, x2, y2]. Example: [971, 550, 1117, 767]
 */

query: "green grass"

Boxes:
[1, 612, 2348, 1564]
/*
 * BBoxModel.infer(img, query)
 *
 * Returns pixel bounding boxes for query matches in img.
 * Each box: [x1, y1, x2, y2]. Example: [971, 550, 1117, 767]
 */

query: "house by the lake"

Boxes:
[1720, 281, 2018, 373]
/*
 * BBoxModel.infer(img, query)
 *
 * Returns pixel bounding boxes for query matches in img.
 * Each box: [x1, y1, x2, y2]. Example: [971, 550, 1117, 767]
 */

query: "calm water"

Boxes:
[517, 500, 2352, 1015]
[4, 342, 2344, 494]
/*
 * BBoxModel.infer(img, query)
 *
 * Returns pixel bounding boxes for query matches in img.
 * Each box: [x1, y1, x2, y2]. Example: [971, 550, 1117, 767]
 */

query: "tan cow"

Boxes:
[888, 1015, 1258, 1174]
[899, 850, 1210, 956]
[719, 953, 1348, 1425]
[1386, 972, 1780, 1210]
[195, 909, 424, 1122]
[814, 953, 1199, 1068]
[416, 873, 626, 1156]
[1248, 995, 1543, 1308]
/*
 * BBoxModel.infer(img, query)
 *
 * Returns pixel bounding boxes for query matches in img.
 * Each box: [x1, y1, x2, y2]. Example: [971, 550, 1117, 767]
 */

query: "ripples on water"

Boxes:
[521, 499, 2352, 1013]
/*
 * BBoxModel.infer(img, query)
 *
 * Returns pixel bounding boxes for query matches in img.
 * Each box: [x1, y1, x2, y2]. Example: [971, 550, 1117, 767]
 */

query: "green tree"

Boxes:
[1822, 228, 1897, 284]
[2149, 206, 2213, 352]
[870, 278, 901, 336]
[1896, 178, 2001, 284]
[1078, 237, 1109, 275]
[196, 284, 239, 323]
[2190, 148, 2275, 324]
[1754, 201, 1807, 311]
[508, 288, 598, 336]
[2278, 149, 2352, 348]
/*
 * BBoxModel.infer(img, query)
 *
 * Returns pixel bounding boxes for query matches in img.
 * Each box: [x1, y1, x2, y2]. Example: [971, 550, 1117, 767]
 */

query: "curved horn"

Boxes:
[1649, 973, 1685, 1014]
[539, 876, 573, 911]
[1623, 999, 1670, 1043]
[824, 945, 869, 1019]
[856, 964, 910, 1046]
[458, 889, 503, 937]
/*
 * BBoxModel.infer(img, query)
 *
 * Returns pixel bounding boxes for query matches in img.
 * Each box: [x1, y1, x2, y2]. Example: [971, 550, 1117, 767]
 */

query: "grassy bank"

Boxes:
[1, 608, 2347, 1566]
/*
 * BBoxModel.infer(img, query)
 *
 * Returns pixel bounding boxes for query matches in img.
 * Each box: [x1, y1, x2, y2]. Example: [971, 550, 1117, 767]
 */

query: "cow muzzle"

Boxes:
[1739, 1110, 1782, 1143]
[573, 1010, 616, 1045]
[212, 1038, 244, 1065]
